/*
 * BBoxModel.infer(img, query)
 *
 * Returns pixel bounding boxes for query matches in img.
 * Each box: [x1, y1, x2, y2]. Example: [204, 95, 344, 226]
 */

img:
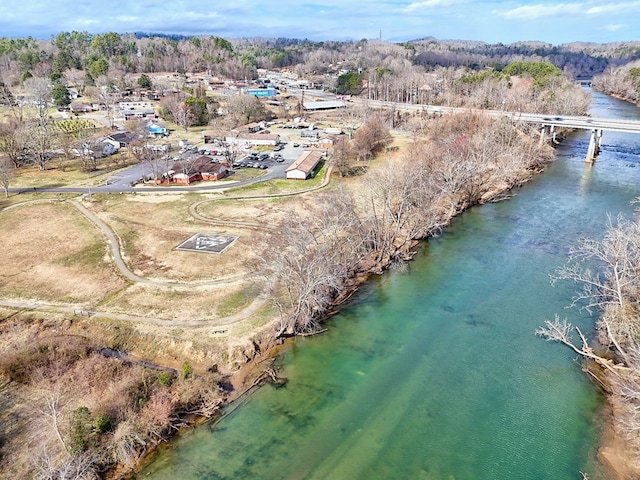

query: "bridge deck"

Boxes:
[357, 99, 640, 134]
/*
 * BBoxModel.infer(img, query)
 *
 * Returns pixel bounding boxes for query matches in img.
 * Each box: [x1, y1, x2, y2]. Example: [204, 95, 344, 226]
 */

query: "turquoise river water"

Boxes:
[136, 90, 640, 480]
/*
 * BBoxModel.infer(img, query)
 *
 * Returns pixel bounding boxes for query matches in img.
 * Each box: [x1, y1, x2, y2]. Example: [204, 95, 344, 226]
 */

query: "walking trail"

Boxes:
[0, 167, 332, 327]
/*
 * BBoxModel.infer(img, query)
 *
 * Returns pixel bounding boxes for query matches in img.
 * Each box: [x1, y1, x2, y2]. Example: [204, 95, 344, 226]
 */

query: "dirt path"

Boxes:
[68, 199, 248, 287]
[1, 168, 332, 327]
[0, 295, 272, 328]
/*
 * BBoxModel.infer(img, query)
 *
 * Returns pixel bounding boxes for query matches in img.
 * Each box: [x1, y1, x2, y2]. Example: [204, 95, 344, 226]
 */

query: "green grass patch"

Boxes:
[56, 242, 106, 268]
[216, 283, 262, 317]
[223, 164, 327, 196]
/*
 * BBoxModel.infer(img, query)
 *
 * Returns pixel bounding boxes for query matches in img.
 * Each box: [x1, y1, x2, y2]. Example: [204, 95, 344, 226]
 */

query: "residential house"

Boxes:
[201, 163, 228, 181]
[146, 122, 167, 137]
[119, 101, 155, 120]
[69, 102, 92, 113]
[169, 156, 228, 184]
[104, 131, 138, 149]
[317, 135, 339, 148]
[241, 122, 264, 133]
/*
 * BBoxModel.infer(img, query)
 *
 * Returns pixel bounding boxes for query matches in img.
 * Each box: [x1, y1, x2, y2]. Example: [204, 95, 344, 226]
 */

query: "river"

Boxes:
[136, 90, 640, 480]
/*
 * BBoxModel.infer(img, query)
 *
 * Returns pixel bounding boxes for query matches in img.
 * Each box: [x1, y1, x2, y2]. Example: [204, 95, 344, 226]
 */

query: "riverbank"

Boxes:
[1, 112, 600, 480]
[124, 117, 563, 479]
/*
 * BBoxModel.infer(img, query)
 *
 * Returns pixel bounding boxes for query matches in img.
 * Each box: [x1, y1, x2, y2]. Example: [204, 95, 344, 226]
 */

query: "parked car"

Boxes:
[292, 143, 300, 147]
[273, 144, 283, 151]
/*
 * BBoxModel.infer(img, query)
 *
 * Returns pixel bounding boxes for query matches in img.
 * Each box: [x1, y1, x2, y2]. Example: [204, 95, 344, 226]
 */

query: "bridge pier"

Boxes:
[585, 128, 603, 163]
[539, 125, 548, 146]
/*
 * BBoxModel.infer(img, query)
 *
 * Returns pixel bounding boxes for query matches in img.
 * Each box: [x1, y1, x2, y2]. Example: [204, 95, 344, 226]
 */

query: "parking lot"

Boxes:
[101, 129, 310, 192]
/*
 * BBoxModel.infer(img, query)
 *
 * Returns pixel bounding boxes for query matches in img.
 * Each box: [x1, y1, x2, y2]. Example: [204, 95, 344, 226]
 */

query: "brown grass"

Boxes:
[0, 201, 126, 304]
[0, 118, 403, 479]
[88, 193, 270, 281]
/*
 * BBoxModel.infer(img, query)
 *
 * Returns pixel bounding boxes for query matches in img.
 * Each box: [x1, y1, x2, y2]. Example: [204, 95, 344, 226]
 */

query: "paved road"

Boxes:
[8, 141, 307, 195]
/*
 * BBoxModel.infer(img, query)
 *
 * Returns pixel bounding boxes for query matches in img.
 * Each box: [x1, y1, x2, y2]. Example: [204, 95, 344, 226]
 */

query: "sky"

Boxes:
[0, 0, 638, 46]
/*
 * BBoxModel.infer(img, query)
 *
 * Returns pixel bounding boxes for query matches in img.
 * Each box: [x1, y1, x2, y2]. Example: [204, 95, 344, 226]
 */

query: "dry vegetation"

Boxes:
[0, 109, 559, 478]
[537, 215, 640, 478]
[0, 185, 291, 478]
[0, 201, 126, 304]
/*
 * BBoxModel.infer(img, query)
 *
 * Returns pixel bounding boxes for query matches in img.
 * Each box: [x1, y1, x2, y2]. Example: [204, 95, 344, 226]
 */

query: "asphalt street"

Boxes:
[9, 140, 307, 195]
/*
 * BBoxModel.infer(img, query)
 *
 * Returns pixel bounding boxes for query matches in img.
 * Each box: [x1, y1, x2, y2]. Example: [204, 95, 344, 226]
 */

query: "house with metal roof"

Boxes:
[225, 133, 280, 147]
[303, 100, 346, 111]
[285, 150, 324, 180]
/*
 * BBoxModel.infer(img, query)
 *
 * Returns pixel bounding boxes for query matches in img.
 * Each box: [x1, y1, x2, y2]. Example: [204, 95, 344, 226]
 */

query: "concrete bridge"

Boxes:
[502, 112, 640, 163]
[350, 99, 640, 164]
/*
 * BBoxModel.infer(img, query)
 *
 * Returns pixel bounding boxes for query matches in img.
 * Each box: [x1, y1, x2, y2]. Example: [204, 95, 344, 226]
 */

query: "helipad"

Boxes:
[175, 233, 238, 254]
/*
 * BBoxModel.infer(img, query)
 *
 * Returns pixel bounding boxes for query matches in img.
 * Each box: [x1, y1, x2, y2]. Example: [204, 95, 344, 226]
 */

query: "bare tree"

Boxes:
[93, 76, 121, 128]
[23, 118, 54, 170]
[72, 137, 104, 172]
[536, 315, 629, 375]
[34, 388, 68, 453]
[0, 120, 28, 167]
[163, 94, 194, 132]
[551, 214, 640, 362]
[32, 447, 97, 480]
[23, 77, 52, 121]
[21, 77, 56, 170]
[0, 156, 15, 197]
[224, 94, 269, 127]
[330, 136, 353, 177]
[352, 113, 390, 161]
[0, 79, 24, 122]
[264, 190, 369, 336]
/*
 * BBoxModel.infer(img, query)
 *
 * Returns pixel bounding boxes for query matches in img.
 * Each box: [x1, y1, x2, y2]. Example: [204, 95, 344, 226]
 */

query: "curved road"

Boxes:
[1, 166, 333, 327]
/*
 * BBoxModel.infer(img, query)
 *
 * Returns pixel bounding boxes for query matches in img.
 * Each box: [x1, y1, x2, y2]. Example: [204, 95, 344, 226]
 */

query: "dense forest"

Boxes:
[1, 32, 640, 87]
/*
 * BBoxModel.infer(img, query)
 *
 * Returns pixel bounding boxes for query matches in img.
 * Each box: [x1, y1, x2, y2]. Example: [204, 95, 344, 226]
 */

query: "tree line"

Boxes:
[265, 112, 554, 335]
[592, 59, 640, 105]
[1, 32, 639, 89]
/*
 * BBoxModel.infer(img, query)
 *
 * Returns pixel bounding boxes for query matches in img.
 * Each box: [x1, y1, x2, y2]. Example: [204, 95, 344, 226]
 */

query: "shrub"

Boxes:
[180, 362, 192, 380]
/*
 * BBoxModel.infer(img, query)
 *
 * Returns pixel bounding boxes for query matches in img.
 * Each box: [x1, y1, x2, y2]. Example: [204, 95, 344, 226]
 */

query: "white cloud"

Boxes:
[586, 1, 640, 14]
[116, 16, 140, 23]
[405, 0, 461, 13]
[501, 2, 584, 20]
[72, 19, 101, 26]
[600, 23, 627, 31]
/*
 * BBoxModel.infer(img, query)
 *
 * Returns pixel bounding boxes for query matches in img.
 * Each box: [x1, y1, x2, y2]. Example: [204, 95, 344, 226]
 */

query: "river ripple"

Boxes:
[136, 89, 640, 480]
